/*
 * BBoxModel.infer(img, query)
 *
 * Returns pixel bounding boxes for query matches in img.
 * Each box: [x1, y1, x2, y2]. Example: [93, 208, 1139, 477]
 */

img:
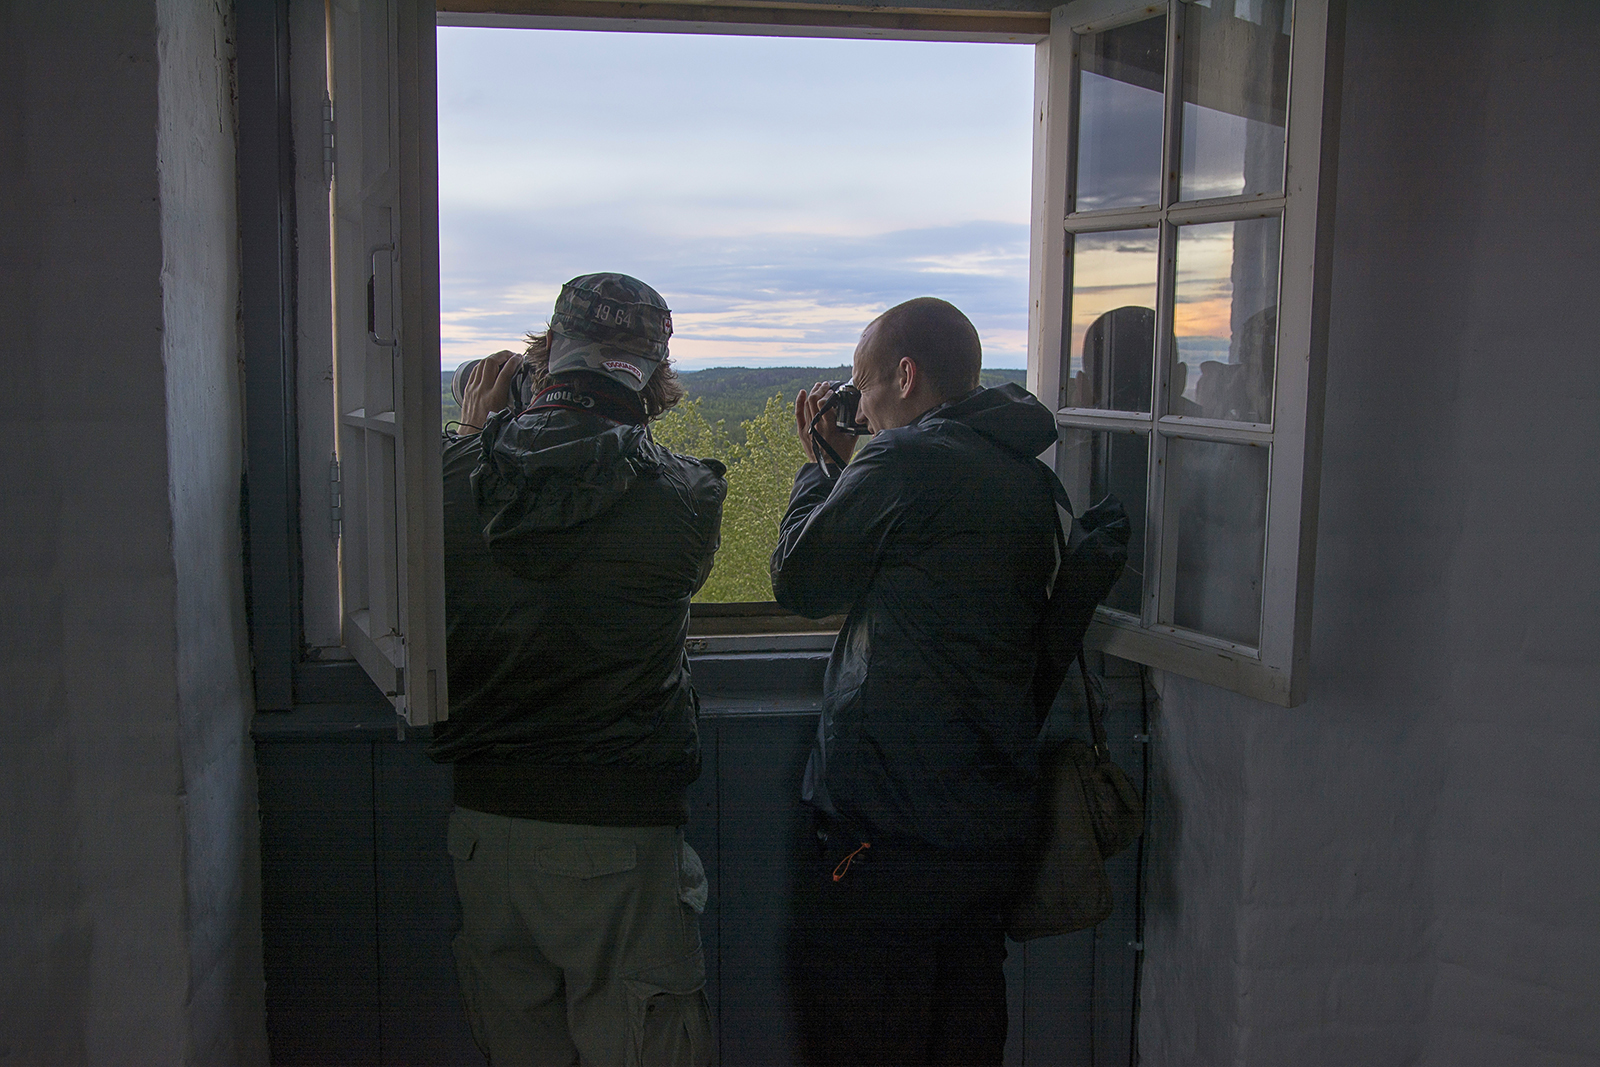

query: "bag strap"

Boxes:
[1038, 460, 1072, 596]
[1079, 649, 1110, 761]
[1037, 458, 1112, 759]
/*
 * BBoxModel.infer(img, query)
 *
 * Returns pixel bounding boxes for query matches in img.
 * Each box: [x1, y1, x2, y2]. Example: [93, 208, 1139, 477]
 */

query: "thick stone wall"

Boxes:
[1139, 2, 1600, 1064]
[0, 1, 268, 1062]
[158, 0, 272, 1062]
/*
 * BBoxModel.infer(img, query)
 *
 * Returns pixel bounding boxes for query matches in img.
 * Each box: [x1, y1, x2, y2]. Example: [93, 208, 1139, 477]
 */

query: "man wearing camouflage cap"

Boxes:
[432, 273, 725, 1065]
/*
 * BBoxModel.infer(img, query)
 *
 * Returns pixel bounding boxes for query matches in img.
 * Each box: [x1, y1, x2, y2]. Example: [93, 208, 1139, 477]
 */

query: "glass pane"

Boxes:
[1179, 0, 1292, 201]
[1167, 437, 1268, 646]
[1172, 217, 1281, 422]
[1067, 229, 1157, 411]
[1074, 15, 1166, 212]
[1058, 429, 1148, 616]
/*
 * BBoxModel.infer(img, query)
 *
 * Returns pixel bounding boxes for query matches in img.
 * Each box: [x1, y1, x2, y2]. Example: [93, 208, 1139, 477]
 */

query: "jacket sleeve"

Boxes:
[769, 441, 907, 618]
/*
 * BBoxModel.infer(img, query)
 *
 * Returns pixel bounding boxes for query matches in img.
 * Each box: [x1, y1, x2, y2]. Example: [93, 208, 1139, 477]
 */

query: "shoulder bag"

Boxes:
[1008, 652, 1143, 940]
[1007, 467, 1142, 941]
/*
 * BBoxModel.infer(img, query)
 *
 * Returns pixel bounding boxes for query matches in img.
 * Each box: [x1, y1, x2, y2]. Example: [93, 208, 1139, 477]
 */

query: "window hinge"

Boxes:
[1134, 733, 1151, 744]
[322, 95, 336, 185]
[329, 454, 342, 542]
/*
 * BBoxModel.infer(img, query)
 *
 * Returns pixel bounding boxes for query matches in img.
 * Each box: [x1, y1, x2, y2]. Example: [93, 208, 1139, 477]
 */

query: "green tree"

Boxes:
[654, 393, 809, 603]
[650, 396, 733, 462]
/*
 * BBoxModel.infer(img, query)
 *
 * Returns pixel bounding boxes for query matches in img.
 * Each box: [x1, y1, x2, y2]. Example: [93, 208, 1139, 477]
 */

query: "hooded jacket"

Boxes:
[770, 383, 1060, 852]
[430, 392, 726, 827]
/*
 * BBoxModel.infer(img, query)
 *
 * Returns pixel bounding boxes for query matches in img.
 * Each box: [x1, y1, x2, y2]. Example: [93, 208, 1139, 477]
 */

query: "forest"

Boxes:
[441, 365, 1028, 602]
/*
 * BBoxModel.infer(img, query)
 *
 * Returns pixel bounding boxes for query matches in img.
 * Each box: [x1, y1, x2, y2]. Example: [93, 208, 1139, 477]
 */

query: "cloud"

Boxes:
[440, 219, 1033, 369]
[436, 27, 1035, 370]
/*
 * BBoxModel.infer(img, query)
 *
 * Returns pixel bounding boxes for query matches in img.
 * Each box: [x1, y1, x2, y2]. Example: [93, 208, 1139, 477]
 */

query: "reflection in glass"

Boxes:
[1168, 437, 1268, 646]
[1059, 429, 1148, 615]
[1068, 229, 1157, 411]
[1075, 15, 1166, 212]
[1179, 0, 1292, 201]
[1172, 218, 1281, 422]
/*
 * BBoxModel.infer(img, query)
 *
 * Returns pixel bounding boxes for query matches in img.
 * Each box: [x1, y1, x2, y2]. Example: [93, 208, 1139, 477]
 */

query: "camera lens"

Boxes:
[451, 357, 534, 417]
[450, 359, 480, 409]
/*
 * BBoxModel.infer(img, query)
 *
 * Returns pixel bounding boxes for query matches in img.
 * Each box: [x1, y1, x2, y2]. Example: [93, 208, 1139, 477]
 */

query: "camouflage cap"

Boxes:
[547, 273, 673, 392]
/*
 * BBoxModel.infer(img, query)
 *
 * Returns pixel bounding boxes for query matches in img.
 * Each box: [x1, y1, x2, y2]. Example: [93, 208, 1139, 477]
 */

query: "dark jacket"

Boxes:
[430, 396, 726, 827]
[770, 384, 1060, 852]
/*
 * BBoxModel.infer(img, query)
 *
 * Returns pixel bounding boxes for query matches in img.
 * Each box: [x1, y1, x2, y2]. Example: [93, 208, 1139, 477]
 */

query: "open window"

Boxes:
[304, 0, 1339, 718]
[326, 0, 448, 724]
[1029, 0, 1342, 705]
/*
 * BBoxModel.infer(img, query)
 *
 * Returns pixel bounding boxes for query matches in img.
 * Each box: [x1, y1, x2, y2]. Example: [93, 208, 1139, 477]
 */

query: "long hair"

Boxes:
[521, 330, 687, 420]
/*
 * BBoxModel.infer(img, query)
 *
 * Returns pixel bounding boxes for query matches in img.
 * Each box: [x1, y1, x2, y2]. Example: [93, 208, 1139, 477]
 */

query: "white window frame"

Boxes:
[296, 0, 1339, 719]
[322, 0, 448, 725]
[1029, 0, 1342, 706]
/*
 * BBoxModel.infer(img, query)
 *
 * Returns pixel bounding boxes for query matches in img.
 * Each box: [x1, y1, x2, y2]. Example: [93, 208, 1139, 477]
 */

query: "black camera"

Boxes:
[808, 380, 872, 475]
[818, 380, 871, 436]
[451, 355, 537, 425]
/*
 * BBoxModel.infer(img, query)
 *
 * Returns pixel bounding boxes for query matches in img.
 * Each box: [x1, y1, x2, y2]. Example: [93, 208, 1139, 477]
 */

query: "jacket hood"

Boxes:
[923, 382, 1059, 459]
[473, 407, 663, 541]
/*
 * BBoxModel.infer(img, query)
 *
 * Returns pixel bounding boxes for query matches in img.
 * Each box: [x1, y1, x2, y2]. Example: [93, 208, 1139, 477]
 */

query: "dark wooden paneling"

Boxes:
[257, 742, 382, 1066]
[1091, 671, 1148, 1067]
[686, 719, 721, 1065]
[255, 666, 1141, 1065]
[373, 743, 481, 1064]
[712, 713, 819, 1067]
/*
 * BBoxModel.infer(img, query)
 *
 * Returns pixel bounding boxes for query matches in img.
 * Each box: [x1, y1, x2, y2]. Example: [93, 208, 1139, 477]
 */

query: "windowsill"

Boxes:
[255, 643, 832, 742]
[688, 600, 842, 652]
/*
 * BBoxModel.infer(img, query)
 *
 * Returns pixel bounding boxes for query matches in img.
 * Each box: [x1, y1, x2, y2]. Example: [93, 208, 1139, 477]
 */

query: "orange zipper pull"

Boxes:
[832, 841, 871, 882]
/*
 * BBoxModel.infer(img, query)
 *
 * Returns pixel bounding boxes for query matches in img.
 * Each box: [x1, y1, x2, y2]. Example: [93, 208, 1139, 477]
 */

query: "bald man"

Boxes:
[771, 298, 1062, 1066]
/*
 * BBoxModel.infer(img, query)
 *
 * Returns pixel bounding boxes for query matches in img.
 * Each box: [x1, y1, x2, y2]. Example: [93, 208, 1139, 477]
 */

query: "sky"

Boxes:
[435, 28, 1037, 371]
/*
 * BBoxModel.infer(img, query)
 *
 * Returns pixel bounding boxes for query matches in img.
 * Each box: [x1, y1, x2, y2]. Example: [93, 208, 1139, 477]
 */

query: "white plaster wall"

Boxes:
[0, 0, 267, 1062]
[1139, 2, 1600, 1064]
[157, 0, 271, 1062]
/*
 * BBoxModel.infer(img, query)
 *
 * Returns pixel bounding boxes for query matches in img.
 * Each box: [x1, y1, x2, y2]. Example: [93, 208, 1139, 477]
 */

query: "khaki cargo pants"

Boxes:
[448, 807, 713, 1066]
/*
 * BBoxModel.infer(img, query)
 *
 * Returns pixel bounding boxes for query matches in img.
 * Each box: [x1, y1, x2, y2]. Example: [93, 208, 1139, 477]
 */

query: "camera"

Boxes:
[818, 380, 871, 436]
[451, 354, 537, 423]
[808, 380, 872, 475]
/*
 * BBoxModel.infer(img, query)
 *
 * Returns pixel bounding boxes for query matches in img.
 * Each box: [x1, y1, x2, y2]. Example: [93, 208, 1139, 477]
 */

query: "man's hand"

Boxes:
[460, 350, 522, 432]
[794, 382, 858, 467]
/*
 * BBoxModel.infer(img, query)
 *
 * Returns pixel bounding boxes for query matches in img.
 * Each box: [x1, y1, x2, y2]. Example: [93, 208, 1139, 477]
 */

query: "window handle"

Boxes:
[368, 243, 398, 348]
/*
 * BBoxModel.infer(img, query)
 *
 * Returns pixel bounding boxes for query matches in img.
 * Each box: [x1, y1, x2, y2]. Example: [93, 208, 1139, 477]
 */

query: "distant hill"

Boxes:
[440, 364, 1028, 439]
[675, 365, 852, 440]
[674, 365, 1029, 442]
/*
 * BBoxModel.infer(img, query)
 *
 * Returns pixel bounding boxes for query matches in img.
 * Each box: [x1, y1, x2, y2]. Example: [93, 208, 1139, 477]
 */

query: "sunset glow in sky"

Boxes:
[436, 28, 1037, 371]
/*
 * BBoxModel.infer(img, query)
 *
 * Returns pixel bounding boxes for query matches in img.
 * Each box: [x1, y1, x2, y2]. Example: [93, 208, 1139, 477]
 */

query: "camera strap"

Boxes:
[810, 419, 852, 477]
[528, 381, 645, 425]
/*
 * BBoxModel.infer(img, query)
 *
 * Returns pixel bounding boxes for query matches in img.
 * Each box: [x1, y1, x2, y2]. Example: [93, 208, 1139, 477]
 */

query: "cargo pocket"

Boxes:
[678, 840, 708, 915]
[533, 837, 638, 880]
[623, 950, 711, 1067]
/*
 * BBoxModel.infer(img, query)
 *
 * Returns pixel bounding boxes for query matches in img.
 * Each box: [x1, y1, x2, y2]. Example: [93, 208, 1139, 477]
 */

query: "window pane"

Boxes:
[1067, 229, 1157, 411]
[1179, 0, 1292, 201]
[1172, 217, 1281, 422]
[1074, 15, 1166, 212]
[1167, 437, 1268, 646]
[1059, 429, 1148, 616]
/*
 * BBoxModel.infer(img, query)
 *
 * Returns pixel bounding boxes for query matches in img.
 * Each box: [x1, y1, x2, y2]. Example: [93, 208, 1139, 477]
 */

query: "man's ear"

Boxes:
[898, 356, 918, 398]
